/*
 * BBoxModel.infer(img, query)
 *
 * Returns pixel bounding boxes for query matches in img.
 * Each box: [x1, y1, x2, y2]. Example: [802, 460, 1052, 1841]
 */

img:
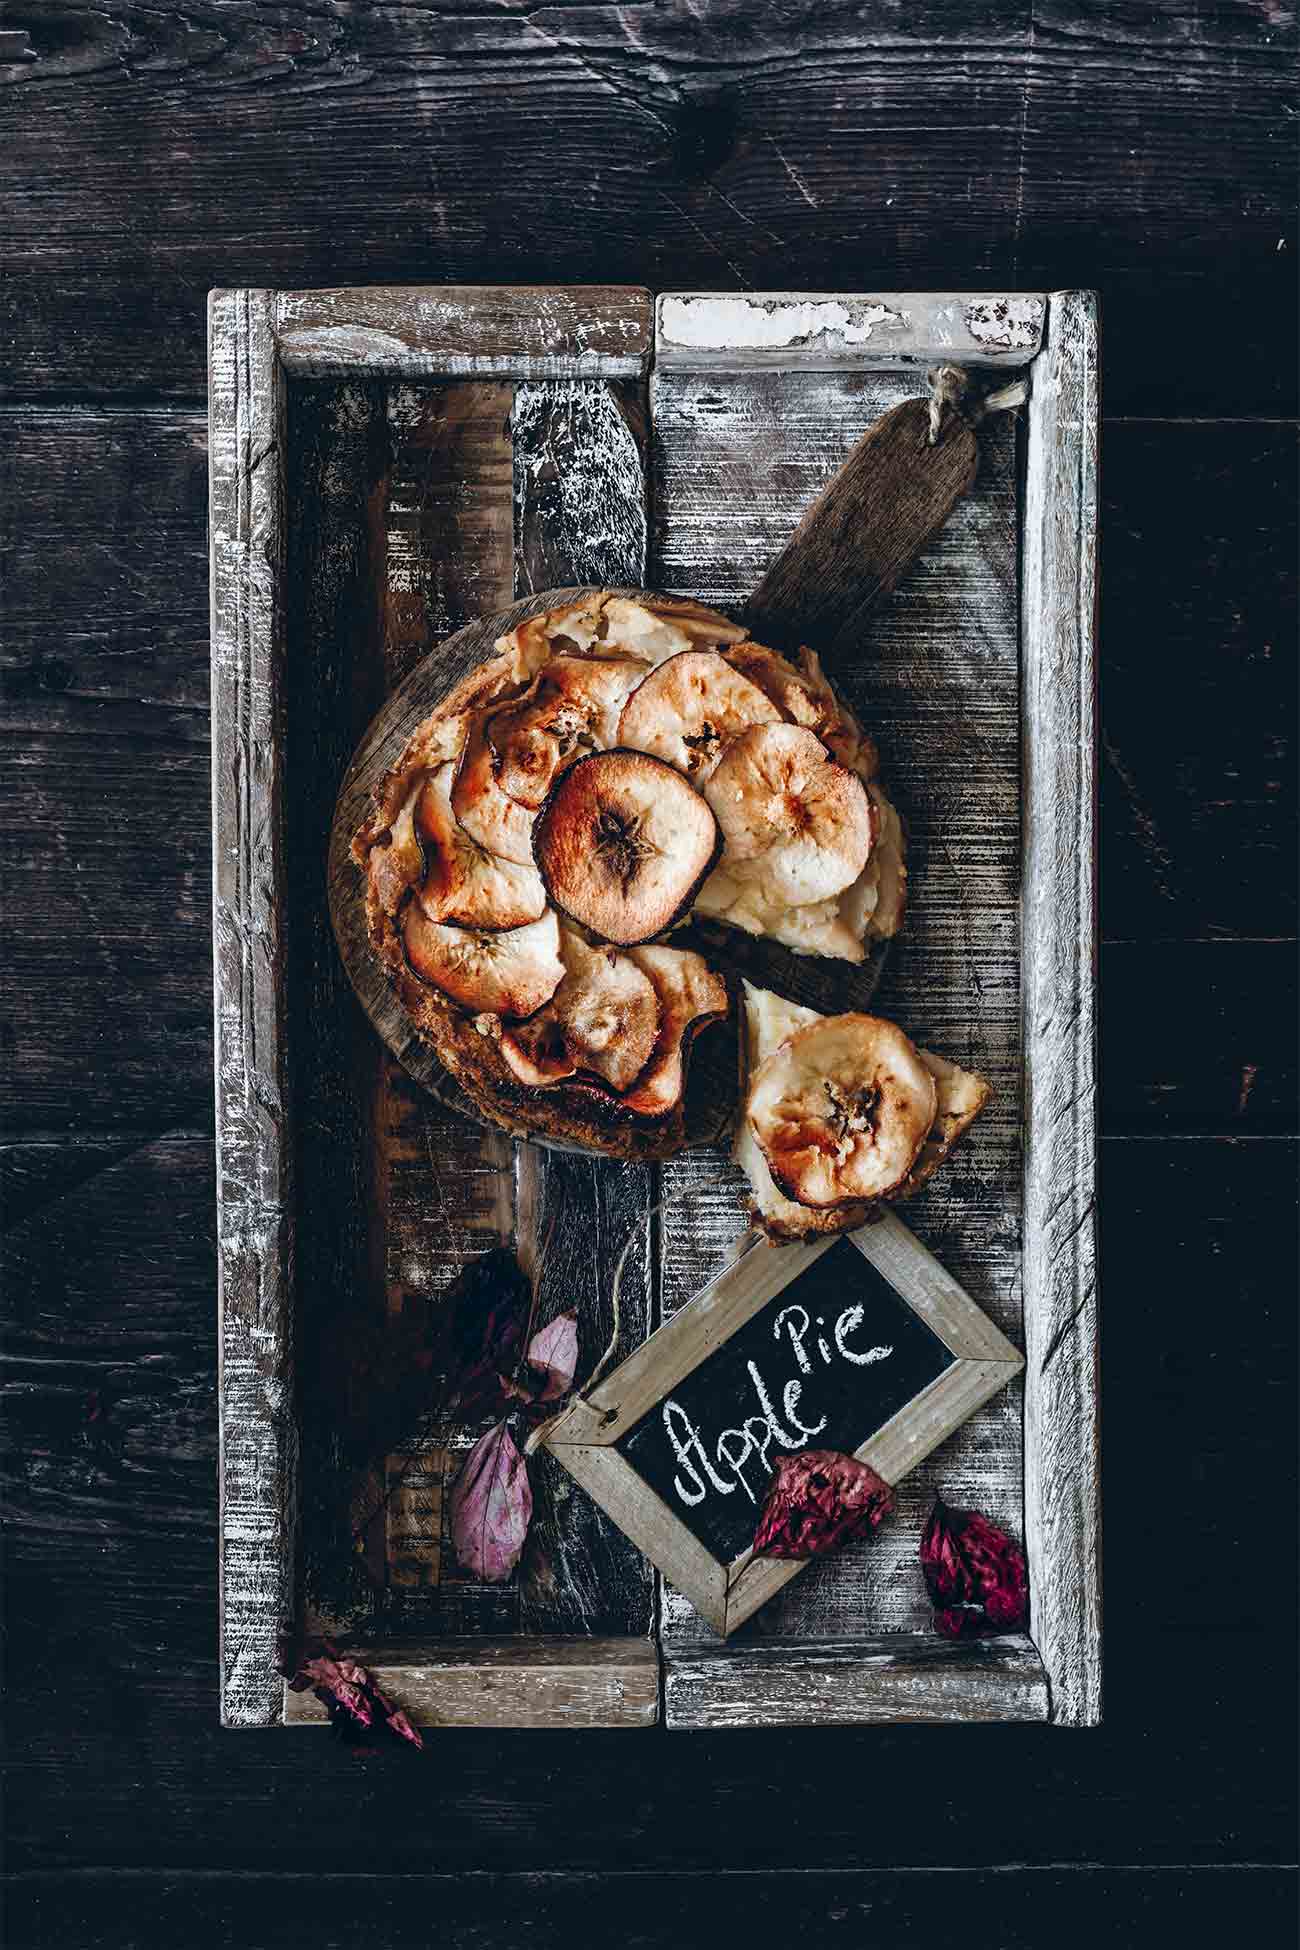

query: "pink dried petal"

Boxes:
[526, 1310, 579, 1402]
[753, 1451, 895, 1560]
[448, 1419, 533, 1582]
[276, 1627, 424, 1750]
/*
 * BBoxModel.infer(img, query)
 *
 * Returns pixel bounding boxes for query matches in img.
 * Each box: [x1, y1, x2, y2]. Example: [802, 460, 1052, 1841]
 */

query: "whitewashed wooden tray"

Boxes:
[210, 285, 1099, 1731]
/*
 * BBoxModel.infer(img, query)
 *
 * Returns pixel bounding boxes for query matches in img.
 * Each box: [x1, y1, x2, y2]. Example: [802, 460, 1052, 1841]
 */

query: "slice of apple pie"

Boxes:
[735, 980, 990, 1240]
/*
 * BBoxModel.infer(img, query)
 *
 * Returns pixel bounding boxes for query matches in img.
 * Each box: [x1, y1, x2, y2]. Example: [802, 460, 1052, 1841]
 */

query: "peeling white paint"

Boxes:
[964, 296, 1046, 354]
[661, 294, 906, 352]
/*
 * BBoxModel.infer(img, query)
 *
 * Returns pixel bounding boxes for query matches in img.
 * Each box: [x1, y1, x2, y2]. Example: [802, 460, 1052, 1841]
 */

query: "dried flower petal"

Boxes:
[275, 1625, 423, 1750]
[752, 1450, 895, 1560]
[921, 1497, 1028, 1637]
[932, 1605, 998, 1641]
[448, 1419, 533, 1582]
[526, 1310, 579, 1402]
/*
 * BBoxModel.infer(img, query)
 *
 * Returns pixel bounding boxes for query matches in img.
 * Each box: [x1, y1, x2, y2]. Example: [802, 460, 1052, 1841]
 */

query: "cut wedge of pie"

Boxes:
[736, 980, 991, 1240]
[351, 591, 908, 1158]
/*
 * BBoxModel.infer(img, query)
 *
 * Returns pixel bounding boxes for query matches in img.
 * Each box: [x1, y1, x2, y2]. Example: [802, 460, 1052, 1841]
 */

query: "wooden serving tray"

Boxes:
[210, 285, 1099, 1730]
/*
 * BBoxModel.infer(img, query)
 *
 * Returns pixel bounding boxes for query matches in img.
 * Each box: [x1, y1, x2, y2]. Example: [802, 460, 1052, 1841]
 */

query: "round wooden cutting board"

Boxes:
[327, 583, 891, 1155]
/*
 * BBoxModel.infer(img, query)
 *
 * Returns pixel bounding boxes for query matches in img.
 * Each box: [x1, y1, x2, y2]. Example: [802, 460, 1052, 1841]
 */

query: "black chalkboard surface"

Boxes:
[617, 1238, 955, 1565]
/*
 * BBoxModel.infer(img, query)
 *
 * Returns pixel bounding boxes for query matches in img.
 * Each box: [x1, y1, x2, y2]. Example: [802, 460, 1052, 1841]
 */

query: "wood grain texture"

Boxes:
[664, 1631, 1048, 1728]
[1099, 419, 1297, 944]
[652, 365, 1025, 1648]
[1103, 942, 1298, 1135]
[207, 290, 295, 1728]
[282, 1637, 658, 1730]
[512, 381, 648, 597]
[3, 5, 1292, 414]
[1021, 292, 1101, 1726]
[273, 286, 652, 380]
[8, 1868, 1299, 1950]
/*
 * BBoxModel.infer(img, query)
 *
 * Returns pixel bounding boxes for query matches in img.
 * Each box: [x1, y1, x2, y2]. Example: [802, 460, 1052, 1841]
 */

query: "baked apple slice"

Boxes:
[724, 642, 877, 777]
[498, 931, 661, 1093]
[703, 723, 874, 906]
[532, 750, 719, 946]
[617, 650, 781, 780]
[450, 716, 537, 864]
[402, 906, 565, 1019]
[541, 654, 652, 749]
[414, 768, 547, 930]
[748, 1013, 938, 1208]
[621, 946, 729, 1117]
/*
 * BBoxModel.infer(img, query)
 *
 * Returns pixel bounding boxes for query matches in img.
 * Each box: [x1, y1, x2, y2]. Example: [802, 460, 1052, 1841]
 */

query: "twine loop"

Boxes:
[927, 364, 1029, 444]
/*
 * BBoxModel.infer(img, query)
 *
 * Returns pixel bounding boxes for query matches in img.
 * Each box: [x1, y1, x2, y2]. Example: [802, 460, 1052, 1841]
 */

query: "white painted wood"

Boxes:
[664, 1632, 1049, 1729]
[657, 292, 1045, 370]
[283, 1638, 659, 1729]
[208, 289, 295, 1728]
[1021, 291, 1102, 1728]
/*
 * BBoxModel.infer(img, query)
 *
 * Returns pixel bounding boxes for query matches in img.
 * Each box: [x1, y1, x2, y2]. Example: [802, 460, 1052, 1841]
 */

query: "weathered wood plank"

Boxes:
[651, 364, 1024, 1646]
[8, 1867, 1298, 1950]
[509, 377, 656, 1639]
[1099, 418, 1297, 944]
[664, 1631, 1048, 1728]
[282, 1638, 658, 1730]
[278, 374, 389, 1642]
[274, 286, 652, 380]
[512, 381, 647, 598]
[1021, 291, 1101, 1726]
[208, 289, 295, 1728]
[658, 291, 1045, 370]
[1103, 941, 1298, 1135]
[1017, 0, 1297, 419]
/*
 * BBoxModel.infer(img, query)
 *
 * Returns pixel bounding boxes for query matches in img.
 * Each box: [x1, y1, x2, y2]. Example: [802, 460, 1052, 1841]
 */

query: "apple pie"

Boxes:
[351, 590, 907, 1157]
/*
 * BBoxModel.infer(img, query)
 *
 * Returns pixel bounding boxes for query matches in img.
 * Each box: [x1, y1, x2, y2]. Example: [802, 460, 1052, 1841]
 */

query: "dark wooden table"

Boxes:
[2, 5, 1296, 1944]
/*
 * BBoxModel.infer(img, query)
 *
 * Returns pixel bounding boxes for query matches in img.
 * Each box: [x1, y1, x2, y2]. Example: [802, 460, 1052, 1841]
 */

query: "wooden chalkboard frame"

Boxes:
[543, 1213, 1024, 1637]
[210, 284, 1098, 1731]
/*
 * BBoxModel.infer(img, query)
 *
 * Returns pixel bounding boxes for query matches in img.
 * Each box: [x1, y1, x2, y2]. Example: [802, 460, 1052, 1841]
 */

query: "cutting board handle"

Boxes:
[741, 369, 990, 658]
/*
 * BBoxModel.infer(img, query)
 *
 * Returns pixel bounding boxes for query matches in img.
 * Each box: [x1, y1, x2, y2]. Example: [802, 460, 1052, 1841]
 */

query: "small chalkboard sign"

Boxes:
[544, 1211, 1024, 1636]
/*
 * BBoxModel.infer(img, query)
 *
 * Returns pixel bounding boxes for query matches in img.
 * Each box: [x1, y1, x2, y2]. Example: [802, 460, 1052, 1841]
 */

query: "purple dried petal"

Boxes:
[448, 1419, 533, 1583]
[526, 1310, 579, 1402]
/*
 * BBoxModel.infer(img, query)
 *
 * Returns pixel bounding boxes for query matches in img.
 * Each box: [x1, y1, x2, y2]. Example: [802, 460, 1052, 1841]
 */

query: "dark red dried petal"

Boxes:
[932, 1605, 998, 1641]
[753, 1451, 895, 1560]
[921, 1498, 1029, 1637]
